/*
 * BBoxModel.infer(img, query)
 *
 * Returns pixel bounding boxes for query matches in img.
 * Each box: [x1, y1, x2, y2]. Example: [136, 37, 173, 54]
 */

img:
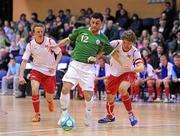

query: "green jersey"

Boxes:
[69, 26, 113, 63]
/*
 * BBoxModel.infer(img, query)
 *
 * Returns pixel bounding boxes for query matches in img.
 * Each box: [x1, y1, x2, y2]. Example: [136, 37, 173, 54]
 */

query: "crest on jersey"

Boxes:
[96, 39, 100, 45]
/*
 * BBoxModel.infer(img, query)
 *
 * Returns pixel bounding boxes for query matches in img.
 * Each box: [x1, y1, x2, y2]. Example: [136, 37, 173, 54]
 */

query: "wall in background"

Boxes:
[13, 0, 180, 21]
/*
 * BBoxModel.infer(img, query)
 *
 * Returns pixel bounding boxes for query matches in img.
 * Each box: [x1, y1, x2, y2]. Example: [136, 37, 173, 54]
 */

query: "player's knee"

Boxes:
[84, 91, 93, 101]
[62, 86, 70, 94]
[106, 94, 114, 102]
[31, 86, 39, 95]
[119, 82, 129, 95]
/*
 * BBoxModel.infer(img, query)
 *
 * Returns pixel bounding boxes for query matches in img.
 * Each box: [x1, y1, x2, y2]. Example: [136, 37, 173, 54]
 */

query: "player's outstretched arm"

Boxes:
[19, 60, 27, 84]
[111, 49, 122, 66]
[49, 37, 71, 49]
[131, 62, 144, 73]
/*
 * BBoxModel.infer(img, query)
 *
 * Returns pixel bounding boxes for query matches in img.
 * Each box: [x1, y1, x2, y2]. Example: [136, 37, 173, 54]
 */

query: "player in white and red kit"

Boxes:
[19, 23, 62, 122]
[98, 30, 144, 126]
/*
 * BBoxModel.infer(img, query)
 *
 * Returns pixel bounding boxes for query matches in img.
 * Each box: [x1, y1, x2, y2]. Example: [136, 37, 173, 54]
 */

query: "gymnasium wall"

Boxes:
[13, 0, 180, 21]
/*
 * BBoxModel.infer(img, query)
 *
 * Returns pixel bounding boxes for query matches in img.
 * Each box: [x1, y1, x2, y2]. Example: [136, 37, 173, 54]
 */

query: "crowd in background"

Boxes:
[0, 2, 179, 103]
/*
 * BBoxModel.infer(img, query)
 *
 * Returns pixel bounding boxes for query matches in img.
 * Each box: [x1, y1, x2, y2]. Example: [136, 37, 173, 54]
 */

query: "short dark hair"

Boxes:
[121, 30, 136, 42]
[91, 12, 104, 22]
[31, 23, 45, 32]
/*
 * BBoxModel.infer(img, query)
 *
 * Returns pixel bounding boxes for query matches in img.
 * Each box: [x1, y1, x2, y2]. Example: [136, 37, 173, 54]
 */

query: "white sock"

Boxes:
[85, 97, 93, 113]
[60, 93, 70, 112]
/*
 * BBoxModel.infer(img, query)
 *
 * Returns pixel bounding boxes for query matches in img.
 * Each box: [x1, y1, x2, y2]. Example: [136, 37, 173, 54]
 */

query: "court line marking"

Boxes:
[0, 123, 180, 135]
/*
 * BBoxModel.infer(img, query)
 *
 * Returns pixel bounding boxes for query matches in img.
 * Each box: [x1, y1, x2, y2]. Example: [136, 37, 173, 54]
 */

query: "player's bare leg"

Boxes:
[46, 92, 54, 112]
[31, 80, 40, 122]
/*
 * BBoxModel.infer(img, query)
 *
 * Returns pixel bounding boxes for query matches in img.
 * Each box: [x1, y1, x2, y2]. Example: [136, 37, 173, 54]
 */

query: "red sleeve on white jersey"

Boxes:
[48, 38, 61, 55]
[133, 49, 143, 65]
[22, 42, 32, 61]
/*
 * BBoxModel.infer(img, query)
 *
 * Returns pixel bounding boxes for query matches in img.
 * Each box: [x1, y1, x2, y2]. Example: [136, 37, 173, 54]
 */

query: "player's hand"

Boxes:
[87, 56, 97, 63]
[19, 77, 26, 85]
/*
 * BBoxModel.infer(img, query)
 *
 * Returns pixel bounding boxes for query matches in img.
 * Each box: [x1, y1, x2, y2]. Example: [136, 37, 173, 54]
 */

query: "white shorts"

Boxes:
[62, 60, 95, 91]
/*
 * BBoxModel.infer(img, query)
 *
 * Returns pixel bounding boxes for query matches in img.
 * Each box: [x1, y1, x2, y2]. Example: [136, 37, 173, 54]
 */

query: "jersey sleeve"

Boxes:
[110, 40, 121, 48]
[68, 28, 80, 41]
[167, 63, 173, 77]
[22, 43, 32, 61]
[102, 37, 114, 55]
[49, 39, 61, 54]
[147, 64, 154, 77]
[133, 50, 143, 65]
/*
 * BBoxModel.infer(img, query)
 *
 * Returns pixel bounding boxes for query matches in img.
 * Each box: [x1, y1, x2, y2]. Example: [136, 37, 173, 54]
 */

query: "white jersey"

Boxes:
[22, 36, 61, 76]
[110, 40, 143, 76]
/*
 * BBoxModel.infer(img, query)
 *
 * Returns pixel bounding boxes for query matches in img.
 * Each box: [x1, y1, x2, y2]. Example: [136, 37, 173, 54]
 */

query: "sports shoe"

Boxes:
[147, 97, 153, 102]
[154, 97, 162, 103]
[98, 116, 115, 123]
[129, 115, 138, 126]
[163, 98, 169, 103]
[32, 114, 40, 122]
[85, 110, 92, 126]
[47, 100, 54, 112]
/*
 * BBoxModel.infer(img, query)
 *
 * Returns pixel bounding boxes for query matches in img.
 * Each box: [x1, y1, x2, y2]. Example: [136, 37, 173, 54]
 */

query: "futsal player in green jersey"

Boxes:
[50, 13, 118, 127]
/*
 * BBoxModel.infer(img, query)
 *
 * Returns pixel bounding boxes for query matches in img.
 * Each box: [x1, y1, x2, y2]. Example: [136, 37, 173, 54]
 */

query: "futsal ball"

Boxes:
[60, 115, 75, 131]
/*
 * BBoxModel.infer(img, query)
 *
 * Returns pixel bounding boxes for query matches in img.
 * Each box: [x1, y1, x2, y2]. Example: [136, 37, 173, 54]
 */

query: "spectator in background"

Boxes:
[150, 25, 164, 44]
[0, 28, 10, 70]
[1, 58, 20, 95]
[169, 30, 180, 55]
[78, 8, 87, 24]
[65, 9, 72, 23]
[132, 57, 155, 102]
[58, 10, 67, 24]
[45, 9, 56, 23]
[163, 1, 176, 22]
[104, 8, 115, 23]
[30, 12, 41, 24]
[129, 13, 142, 37]
[170, 52, 180, 102]
[158, 18, 171, 41]
[154, 54, 173, 103]
[104, 20, 119, 41]
[94, 56, 110, 100]
[116, 9, 129, 30]
[115, 3, 127, 22]
[9, 40, 20, 58]
[86, 8, 93, 18]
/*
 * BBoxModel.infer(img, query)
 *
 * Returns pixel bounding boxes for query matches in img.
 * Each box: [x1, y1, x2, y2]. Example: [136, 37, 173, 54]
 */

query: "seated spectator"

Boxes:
[168, 30, 180, 55]
[45, 9, 56, 23]
[129, 13, 142, 37]
[1, 58, 20, 95]
[104, 20, 119, 41]
[9, 40, 20, 58]
[150, 25, 165, 44]
[170, 52, 180, 102]
[154, 54, 173, 103]
[94, 56, 110, 100]
[132, 57, 156, 102]
[117, 9, 129, 29]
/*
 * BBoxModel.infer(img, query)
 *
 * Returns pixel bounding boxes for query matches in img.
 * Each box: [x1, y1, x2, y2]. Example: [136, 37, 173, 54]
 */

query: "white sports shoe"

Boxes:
[154, 97, 162, 103]
[163, 98, 169, 103]
[85, 110, 92, 127]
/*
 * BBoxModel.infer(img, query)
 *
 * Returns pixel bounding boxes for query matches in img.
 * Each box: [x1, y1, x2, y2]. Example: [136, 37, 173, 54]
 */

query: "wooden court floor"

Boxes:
[0, 96, 180, 136]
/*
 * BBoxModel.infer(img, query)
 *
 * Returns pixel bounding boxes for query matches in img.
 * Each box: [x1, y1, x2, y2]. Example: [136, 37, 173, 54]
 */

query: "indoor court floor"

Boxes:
[0, 96, 180, 136]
